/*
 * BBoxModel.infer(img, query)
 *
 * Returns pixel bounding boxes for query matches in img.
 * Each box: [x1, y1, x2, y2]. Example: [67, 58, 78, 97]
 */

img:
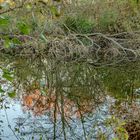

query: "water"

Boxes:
[0, 56, 140, 140]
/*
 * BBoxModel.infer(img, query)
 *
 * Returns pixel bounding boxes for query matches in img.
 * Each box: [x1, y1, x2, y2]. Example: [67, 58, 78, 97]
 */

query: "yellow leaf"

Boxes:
[0, 0, 4, 4]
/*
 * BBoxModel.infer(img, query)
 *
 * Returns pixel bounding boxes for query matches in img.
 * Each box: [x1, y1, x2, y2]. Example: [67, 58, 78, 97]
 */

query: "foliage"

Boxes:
[0, 67, 15, 99]
[0, 0, 140, 36]
[100, 64, 140, 99]
[0, 1, 140, 139]
[63, 16, 95, 33]
[104, 116, 129, 140]
[17, 22, 31, 35]
[98, 9, 118, 32]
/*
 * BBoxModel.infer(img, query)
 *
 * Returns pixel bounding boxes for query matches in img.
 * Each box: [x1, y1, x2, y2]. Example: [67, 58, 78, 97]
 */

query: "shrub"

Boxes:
[63, 16, 95, 34]
[98, 10, 118, 32]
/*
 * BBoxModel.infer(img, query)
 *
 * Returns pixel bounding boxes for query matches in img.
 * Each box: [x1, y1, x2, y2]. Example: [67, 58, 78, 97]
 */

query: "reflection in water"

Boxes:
[22, 87, 104, 117]
[0, 56, 140, 140]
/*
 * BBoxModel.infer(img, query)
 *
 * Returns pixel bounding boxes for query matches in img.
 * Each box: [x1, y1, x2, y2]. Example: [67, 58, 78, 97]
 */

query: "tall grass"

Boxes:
[62, 0, 140, 33]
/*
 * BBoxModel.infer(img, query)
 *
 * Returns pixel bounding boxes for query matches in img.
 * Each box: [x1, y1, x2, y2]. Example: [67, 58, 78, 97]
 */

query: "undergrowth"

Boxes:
[0, 0, 140, 65]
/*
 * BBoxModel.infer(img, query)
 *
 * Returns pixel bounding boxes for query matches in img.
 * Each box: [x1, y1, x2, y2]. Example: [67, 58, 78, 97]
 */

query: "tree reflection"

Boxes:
[1, 56, 140, 139]
[9, 57, 106, 139]
[22, 87, 104, 117]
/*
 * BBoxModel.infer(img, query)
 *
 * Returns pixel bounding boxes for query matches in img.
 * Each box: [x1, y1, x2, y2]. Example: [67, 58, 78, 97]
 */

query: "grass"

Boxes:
[62, 0, 140, 33]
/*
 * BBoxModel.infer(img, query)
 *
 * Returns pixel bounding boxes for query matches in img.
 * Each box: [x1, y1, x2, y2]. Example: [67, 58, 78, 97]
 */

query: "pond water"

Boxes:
[0, 56, 140, 140]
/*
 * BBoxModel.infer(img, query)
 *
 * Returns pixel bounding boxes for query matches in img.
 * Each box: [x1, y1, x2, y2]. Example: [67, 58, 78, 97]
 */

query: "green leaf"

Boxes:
[3, 37, 21, 48]
[39, 135, 42, 140]
[50, 6, 58, 16]
[40, 33, 48, 43]
[15, 128, 19, 132]
[12, 38, 21, 45]
[8, 92, 16, 98]
[4, 37, 11, 48]
[112, 138, 119, 140]
[0, 16, 10, 27]
[17, 22, 31, 35]
[0, 86, 4, 93]
[3, 73, 13, 82]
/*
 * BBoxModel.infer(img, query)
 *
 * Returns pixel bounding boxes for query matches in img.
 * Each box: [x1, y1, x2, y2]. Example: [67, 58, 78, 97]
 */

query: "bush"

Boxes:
[98, 10, 118, 32]
[63, 16, 95, 34]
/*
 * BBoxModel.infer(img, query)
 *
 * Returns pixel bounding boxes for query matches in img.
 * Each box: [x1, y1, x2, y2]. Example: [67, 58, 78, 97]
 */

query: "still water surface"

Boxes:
[0, 57, 140, 140]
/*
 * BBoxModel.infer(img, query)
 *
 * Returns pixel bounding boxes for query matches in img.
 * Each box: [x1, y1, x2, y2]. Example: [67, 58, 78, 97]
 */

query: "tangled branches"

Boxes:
[1, 31, 140, 66]
[44, 31, 140, 66]
[0, 0, 28, 15]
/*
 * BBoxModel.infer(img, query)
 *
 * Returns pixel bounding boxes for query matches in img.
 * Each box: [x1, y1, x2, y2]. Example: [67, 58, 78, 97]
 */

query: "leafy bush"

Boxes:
[98, 10, 118, 32]
[63, 16, 95, 33]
